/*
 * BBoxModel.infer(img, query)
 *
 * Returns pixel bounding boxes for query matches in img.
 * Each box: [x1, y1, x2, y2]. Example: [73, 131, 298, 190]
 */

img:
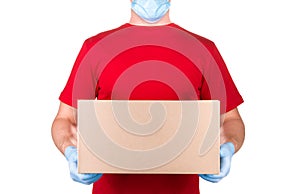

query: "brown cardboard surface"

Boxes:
[78, 100, 220, 174]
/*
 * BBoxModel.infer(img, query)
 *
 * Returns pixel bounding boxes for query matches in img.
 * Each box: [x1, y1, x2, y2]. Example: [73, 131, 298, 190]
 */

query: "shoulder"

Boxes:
[83, 23, 130, 49]
[170, 23, 217, 50]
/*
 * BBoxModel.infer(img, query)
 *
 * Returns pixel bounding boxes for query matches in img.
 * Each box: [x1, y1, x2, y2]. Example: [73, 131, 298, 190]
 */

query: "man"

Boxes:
[51, 0, 245, 193]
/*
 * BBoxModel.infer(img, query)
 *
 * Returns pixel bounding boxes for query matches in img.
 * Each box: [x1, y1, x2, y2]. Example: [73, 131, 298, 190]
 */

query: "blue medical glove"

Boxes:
[64, 146, 102, 185]
[199, 142, 235, 183]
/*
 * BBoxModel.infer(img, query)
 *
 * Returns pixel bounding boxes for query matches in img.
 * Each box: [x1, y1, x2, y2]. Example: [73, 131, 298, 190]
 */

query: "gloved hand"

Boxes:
[199, 142, 235, 183]
[65, 146, 102, 185]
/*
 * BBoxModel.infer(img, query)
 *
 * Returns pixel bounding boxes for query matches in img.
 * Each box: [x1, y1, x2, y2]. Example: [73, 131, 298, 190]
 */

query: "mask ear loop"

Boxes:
[131, 2, 150, 18]
[155, 2, 171, 17]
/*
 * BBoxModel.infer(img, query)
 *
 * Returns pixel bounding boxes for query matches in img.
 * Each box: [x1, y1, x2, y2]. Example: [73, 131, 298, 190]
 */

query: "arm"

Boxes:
[51, 102, 102, 184]
[200, 107, 245, 183]
[220, 107, 245, 153]
[51, 102, 78, 154]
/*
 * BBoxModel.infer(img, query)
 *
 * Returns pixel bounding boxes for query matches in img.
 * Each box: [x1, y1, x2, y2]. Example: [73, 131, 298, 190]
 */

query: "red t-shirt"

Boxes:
[59, 23, 243, 194]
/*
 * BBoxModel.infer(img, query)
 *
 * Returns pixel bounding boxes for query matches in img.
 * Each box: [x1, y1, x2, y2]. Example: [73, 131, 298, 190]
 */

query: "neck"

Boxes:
[129, 10, 172, 26]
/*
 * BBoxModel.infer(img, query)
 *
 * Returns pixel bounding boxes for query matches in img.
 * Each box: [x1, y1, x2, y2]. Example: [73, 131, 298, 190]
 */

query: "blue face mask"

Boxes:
[131, 0, 171, 23]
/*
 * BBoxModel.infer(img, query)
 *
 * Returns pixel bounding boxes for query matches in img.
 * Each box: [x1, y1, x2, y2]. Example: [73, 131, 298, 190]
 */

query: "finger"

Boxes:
[199, 157, 231, 181]
[69, 159, 78, 174]
[220, 142, 235, 157]
[220, 155, 231, 176]
[78, 174, 102, 185]
[203, 172, 225, 179]
[64, 146, 77, 160]
[200, 174, 221, 183]
[80, 173, 101, 181]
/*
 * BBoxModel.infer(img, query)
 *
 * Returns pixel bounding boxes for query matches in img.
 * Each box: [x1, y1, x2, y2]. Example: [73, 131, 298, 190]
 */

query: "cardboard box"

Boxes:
[78, 100, 220, 174]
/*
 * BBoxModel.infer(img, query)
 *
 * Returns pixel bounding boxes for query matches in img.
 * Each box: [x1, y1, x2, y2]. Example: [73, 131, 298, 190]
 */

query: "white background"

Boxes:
[0, 0, 299, 193]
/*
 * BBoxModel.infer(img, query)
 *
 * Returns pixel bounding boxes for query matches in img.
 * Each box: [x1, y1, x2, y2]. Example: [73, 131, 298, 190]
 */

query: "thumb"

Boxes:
[64, 146, 77, 161]
[220, 142, 235, 158]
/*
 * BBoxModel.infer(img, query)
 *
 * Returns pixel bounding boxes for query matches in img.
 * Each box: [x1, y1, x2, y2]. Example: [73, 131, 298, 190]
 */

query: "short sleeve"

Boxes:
[59, 40, 98, 108]
[200, 42, 243, 113]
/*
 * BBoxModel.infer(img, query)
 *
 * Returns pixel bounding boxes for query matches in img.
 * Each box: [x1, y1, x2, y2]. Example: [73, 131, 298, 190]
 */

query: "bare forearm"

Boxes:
[51, 117, 77, 154]
[220, 110, 245, 153]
